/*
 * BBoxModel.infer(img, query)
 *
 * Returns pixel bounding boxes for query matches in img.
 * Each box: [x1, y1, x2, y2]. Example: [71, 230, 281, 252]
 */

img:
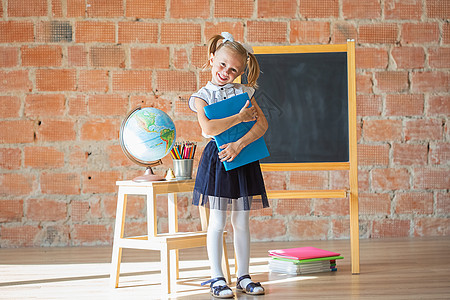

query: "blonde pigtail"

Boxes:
[245, 53, 260, 89]
[202, 34, 224, 70]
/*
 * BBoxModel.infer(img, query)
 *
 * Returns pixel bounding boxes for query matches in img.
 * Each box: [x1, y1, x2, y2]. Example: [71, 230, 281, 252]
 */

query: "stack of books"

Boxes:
[268, 247, 344, 275]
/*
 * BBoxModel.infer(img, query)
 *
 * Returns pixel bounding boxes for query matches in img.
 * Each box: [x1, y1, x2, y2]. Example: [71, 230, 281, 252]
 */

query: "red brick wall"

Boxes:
[0, 0, 448, 247]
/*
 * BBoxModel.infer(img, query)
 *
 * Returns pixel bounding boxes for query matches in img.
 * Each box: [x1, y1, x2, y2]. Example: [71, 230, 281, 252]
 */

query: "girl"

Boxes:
[189, 32, 269, 298]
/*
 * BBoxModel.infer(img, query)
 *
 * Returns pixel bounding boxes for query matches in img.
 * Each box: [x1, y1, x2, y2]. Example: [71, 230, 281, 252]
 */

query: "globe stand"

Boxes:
[133, 166, 164, 182]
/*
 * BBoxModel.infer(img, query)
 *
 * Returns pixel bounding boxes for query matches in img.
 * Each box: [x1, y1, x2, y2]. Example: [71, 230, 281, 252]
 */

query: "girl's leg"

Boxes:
[231, 210, 264, 293]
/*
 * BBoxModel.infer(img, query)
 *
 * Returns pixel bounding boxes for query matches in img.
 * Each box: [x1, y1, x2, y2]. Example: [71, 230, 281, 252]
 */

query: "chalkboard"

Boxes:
[243, 51, 349, 164]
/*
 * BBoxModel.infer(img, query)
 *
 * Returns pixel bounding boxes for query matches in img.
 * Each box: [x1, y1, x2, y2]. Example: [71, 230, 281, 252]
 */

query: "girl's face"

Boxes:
[210, 47, 245, 86]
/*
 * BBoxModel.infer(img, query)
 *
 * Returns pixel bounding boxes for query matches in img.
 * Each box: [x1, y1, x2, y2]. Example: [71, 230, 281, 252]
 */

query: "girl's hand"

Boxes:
[239, 100, 257, 123]
[218, 142, 242, 162]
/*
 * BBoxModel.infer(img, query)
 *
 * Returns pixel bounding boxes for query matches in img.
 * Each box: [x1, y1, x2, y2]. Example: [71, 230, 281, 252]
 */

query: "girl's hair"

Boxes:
[204, 34, 260, 88]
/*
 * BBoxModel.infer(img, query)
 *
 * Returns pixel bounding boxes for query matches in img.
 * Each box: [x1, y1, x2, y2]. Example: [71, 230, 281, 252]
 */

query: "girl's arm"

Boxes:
[218, 97, 268, 162]
[194, 97, 257, 136]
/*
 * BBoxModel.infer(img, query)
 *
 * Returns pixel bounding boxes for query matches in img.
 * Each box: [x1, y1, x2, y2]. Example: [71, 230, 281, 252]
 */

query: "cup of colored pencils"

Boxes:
[170, 142, 197, 180]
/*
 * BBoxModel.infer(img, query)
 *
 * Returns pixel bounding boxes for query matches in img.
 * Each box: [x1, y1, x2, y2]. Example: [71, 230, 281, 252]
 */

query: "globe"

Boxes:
[119, 106, 176, 181]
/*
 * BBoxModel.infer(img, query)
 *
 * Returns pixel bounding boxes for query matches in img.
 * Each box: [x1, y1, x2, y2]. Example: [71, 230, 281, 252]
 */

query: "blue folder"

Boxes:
[203, 92, 269, 171]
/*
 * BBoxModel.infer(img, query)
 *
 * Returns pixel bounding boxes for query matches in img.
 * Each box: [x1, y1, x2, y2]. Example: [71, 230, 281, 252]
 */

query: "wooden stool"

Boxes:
[110, 180, 231, 295]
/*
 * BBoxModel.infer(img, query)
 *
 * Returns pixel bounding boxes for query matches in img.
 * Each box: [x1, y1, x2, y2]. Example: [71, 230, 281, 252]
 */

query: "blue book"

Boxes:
[203, 92, 269, 171]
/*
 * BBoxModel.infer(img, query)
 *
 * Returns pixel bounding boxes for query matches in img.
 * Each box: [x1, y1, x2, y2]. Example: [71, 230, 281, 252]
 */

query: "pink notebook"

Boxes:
[268, 247, 340, 261]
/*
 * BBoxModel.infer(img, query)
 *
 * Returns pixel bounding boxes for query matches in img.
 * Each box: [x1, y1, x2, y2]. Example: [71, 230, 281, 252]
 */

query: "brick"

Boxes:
[112, 70, 152, 92]
[411, 71, 450, 93]
[81, 119, 120, 141]
[68, 146, 89, 168]
[290, 171, 328, 190]
[0, 21, 34, 43]
[129, 95, 172, 112]
[89, 46, 125, 68]
[391, 46, 425, 69]
[429, 143, 450, 165]
[342, 0, 380, 19]
[427, 0, 450, 19]
[358, 169, 370, 191]
[356, 72, 373, 93]
[0, 47, 18, 67]
[0, 200, 23, 222]
[274, 199, 311, 216]
[355, 47, 388, 69]
[0, 120, 35, 144]
[290, 21, 330, 44]
[436, 192, 449, 215]
[41, 172, 81, 195]
[26, 199, 67, 222]
[0, 148, 21, 170]
[0, 225, 40, 247]
[357, 144, 389, 166]
[87, 0, 123, 17]
[262, 171, 287, 190]
[170, 0, 209, 18]
[173, 49, 188, 69]
[118, 22, 158, 44]
[72, 224, 112, 245]
[314, 198, 348, 216]
[205, 23, 245, 44]
[75, 21, 115, 43]
[78, 70, 109, 93]
[384, 0, 422, 20]
[250, 219, 287, 241]
[25, 94, 65, 117]
[192, 46, 208, 68]
[0, 70, 31, 92]
[0, 96, 21, 118]
[107, 145, 134, 167]
[288, 219, 329, 240]
[300, 0, 338, 18]
[125, 195, 146, 219]
[36, 21, 73, 43]
[67, 0, 85, 17]
[130, 47, 170, 69]
[404, 119, 443, 141]
[36, 69, 76, 92]
[248, 21, 288, 43]
[68, 45, 87, 67]
[372, 219, 410, 238]
[332, 22, 357, 44]
[0, 173, 35, 196]
[330, 170, 350, 190]
[372, 168, 410, 191]
[88, 94, 128, 116]
[214, 0, 253, 18]
[363, 119, 402, 142]
[357, 94, 382, 116]
[161, 23, 201, 44]
[68, 95, 87, 116]
[8, 0, 47, 16]
[413, 168, 450, 189]
[402, 23, 439, 44]
[332, 219, 350, 239]
[24, 146, 64, 169]
[359, 23, 398, 44]
[395, 192, 433, 215]
[126, 0, 166, 18]
[392, 143, 428, 166]
[414, 218, 450, 237]
[21, 45, 62, 67]
[444, 23, 450, 44]
[52, 0, 63, 17]
[429, 47, 450, 68]
[374, 71, 409, 93]
[71, 200, 90, 222]
[174, 95, 195, 117]
[359, 193, 391, 215]
[385, 94, 424, 116]
[156, 70, 196, 92]
[174, 120, 202, 142]
[36, 120, 76, 142]
[258, 0, 297, 18]
[82, 171, 121, 194]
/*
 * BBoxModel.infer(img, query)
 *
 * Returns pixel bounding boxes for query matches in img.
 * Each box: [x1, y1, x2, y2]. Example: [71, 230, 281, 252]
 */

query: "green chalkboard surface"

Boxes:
[243, 51, 349, 164]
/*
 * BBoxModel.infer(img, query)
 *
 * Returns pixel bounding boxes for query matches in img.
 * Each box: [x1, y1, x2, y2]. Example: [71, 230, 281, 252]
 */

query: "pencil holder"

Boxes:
[172, 159, 193, 180]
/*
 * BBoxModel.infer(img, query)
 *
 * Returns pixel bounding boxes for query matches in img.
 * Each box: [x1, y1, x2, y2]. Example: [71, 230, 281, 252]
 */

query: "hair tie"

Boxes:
[221, 32, 234, 43]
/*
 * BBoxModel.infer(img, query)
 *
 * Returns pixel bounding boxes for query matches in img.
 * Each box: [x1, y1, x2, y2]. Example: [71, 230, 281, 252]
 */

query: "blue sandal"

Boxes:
[201, 277, 234, 299]
[236, 274, 265, 295]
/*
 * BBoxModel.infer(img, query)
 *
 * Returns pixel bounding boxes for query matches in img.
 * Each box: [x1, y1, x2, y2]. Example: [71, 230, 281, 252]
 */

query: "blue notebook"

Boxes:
[203, 92, 269, 171]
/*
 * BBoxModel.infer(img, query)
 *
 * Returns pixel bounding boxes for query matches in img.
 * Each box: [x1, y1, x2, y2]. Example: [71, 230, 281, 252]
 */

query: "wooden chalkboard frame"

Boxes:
[242, 41, 360, 274]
